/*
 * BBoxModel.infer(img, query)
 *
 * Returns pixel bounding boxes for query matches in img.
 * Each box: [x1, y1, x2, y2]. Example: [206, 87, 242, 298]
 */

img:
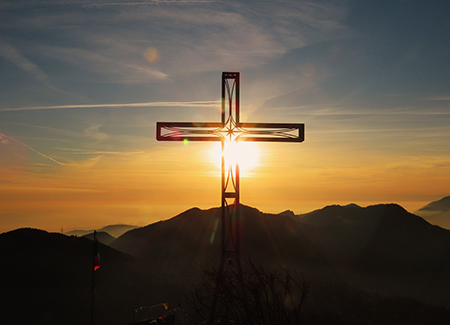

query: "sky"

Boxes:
[1, 0, 450, 233]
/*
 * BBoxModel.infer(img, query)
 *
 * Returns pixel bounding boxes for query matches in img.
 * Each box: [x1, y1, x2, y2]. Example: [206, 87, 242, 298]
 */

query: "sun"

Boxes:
[209, 142, 259, 172]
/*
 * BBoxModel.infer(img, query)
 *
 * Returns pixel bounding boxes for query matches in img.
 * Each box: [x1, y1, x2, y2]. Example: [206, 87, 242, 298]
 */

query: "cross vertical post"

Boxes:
[220, 72, 242, 270]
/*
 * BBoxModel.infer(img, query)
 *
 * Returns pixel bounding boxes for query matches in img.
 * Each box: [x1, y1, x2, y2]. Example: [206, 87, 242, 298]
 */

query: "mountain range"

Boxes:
[65, 224, 138, 238]
[112, 203, 450, 305]
[3, 201, 450, 324]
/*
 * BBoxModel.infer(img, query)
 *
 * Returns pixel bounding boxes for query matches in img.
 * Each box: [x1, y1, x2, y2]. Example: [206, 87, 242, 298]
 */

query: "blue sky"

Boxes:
[1, 0, 450, 232]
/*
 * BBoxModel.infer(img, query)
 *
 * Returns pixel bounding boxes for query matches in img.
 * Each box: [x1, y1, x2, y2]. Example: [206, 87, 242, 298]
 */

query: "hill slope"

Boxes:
[298, 204, 450, 271]
[0, 228, 182, 325]
[297, 204, 450, 305]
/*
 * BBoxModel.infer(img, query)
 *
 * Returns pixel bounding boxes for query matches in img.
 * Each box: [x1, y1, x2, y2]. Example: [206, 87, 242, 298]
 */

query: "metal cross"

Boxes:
[157, 72, 304, 267]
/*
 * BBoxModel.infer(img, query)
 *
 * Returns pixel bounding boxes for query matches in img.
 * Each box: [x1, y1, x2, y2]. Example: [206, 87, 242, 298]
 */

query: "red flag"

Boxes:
[93, 231, 100, 271]
[94, 252, 100, 271]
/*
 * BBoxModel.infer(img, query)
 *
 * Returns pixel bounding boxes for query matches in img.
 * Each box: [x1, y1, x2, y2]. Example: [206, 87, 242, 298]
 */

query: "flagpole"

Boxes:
[91, 230, 96, 325]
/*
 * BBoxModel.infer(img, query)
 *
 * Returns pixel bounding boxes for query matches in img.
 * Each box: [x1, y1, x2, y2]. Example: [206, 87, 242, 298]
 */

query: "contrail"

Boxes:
[0, 101, 220, 112]
[0, 132, 71, 166]
[55, 147, 145, 155]
[84, 0, 219, 7]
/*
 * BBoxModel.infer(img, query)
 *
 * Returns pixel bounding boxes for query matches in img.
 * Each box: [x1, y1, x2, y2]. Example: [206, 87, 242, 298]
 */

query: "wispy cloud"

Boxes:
[0, 42, 50, 84]
[5, 0, 351, 84]
[309, 125, 450, 135]
[84, 0, 219, 7]
[0, 101, 220, 112]
[83, 124, 108, 140]
[0, 132, 71, 166]
[40, 46, 169, 84]
[280, 105, 450, 116]
[55, 147, 144, 155]
[0, 41, 71, 93]
[2, 0, 218, 8]
[427, 96, 450, 101]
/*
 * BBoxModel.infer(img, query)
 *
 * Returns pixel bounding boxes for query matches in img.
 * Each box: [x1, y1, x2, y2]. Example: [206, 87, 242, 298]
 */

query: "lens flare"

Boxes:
[144, 48, 159, 62]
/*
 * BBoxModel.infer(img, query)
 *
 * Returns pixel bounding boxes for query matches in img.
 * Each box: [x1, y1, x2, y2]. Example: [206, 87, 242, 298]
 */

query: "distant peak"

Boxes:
[7, 227, 49, 235]
[345, 203, 361, 208]
[320, 203, 361, 210]
[324, 203, 405, 209]
[240, 204, 261, 214]
[102, 224, 138, 228]
[320, 203, 361, 209]
[172, 207, 203, 218]
[415, 195, 450, 213]
[364, 203, 408, 212]
[278, 210, 296, 217]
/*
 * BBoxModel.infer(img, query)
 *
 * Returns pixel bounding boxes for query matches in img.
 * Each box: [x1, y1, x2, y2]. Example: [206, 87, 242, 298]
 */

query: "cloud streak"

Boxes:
[55, 147, 145, 155]
[84, 0, 219, 7]
[427, 96, 450, 101]
[0, 101, 220, 112]
[0, 132, 71, 166]
[279, 105, 450, 116]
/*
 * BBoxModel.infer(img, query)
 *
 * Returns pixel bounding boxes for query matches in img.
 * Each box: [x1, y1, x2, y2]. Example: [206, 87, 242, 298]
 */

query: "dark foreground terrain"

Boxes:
[2, 203, 450, 324]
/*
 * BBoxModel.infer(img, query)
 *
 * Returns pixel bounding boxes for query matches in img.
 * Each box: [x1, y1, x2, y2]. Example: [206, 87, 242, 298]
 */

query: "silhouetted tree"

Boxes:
[188, 260, 309, 324]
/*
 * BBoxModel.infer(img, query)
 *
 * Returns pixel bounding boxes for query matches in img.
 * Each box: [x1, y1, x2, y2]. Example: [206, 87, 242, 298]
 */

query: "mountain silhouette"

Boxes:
[113, 203, 450, 274]
[111, 205, 329, 273]
[82, 231, 116, 245]
[65, 224, 138, 238]
[112, 203, 450, 307]
[415, 196, 450, 229]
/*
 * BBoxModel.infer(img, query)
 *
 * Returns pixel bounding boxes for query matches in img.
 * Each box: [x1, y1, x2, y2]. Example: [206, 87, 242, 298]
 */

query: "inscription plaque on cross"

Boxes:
[156, 72, 304, 271]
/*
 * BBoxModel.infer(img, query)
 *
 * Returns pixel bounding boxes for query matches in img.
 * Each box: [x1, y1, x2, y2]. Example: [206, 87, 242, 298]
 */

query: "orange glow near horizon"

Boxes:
[1, 138, 449, 234]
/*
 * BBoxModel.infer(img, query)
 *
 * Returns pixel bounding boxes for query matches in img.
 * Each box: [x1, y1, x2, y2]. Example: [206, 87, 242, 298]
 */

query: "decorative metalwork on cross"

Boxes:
[157, 72, 303, 264]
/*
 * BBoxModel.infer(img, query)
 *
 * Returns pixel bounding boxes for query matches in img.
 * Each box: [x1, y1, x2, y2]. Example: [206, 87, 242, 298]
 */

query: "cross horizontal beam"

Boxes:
[156, 122, 222, 142]
[156, 122, 304, 142]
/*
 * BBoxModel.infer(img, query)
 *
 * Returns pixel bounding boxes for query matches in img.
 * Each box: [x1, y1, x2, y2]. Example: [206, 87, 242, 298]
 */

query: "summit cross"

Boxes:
[156, 72, 304, 268]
